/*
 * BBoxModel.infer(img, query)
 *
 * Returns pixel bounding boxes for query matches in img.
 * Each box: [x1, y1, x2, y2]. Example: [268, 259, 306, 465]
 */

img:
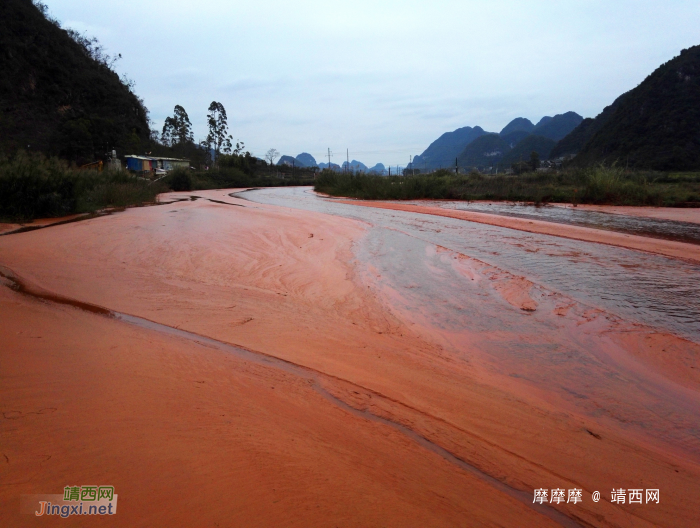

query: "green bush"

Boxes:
[0, 151, 162, 221]
[169, 168, 192, 191]
[165, 166, 317, 191]
[315, 166, 698, 206]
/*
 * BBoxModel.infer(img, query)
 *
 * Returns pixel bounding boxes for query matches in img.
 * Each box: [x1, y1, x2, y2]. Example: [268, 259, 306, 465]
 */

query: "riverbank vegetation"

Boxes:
[165, 156, 317, 192]
[314, 167, 700, 207]
[0, 150, 317, 222]
[0, 152, 166, 222]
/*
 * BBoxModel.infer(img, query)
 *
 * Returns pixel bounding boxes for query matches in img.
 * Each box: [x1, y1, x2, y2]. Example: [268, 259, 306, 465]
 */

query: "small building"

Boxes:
[124, 155, 189, 173]
[150, 157, 190, 171]
[124, 155, 155, 173]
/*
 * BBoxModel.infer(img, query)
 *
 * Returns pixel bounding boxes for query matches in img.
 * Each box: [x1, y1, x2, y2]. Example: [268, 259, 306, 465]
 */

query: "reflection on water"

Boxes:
[401, 200, 700, 245]
[239, 187, 700, 343]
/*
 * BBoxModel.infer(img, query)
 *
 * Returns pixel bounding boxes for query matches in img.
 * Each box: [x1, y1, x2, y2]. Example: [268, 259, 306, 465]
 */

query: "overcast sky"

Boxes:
[45, 0, 699, 167]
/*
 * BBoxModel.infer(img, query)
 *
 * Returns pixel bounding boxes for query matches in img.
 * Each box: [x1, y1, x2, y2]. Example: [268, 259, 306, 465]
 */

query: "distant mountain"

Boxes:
[454, 132, 557, 170]
[410, 111, 581, 171]
[535, 116, 553, 128]
[412, 126, 489, 170]
[368, 163, 386, 174]
[500, 135, 557, 167]
[556, 46, 700, 170]
[318, 162, 341, 170]
[342, 159, 369, 172]
[277, 155, 301, 166]
[0, 0, 151, 162]
[500, 118, 535, 136]
[295, 152, 317, 167]
[501, 130, 531, 148]
[457, 134, 511, 168]
[549, 118, 598, 159]
[532, 112, 583, 141]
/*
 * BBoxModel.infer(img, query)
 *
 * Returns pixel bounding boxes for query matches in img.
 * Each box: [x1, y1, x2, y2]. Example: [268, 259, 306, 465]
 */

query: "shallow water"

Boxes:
[240, 187, 700, 343]
[398, 200, 700, 245]
[240, 186, 700, 461]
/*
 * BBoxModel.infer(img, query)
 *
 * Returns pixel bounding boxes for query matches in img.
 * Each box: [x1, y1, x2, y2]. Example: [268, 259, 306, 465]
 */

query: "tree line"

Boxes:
[158, 102, 248, 168]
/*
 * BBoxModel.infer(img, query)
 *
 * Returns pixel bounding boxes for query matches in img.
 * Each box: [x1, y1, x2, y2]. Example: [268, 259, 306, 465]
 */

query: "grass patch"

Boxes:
[315, 167, 700, 207]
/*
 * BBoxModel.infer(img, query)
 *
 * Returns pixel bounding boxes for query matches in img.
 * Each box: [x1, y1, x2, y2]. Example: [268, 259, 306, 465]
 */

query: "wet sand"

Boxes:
[337, 199, 700, 263]
[0, 213, 89, 236]
[1, 189, 699, 527]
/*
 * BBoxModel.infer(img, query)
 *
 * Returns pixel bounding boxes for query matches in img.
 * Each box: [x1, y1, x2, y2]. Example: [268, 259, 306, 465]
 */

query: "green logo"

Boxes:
[62, 485, 114, 502]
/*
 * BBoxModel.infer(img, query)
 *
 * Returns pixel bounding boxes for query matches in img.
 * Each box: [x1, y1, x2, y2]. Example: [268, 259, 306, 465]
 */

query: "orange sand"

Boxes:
[1, 189, 698, 527]
[338, 200, 700, 263]
[0, 213, 89, 235]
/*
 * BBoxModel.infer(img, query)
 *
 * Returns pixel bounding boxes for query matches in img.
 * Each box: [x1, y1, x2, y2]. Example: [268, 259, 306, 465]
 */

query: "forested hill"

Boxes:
[412, 126, 488, 170]
[0, 0, 151, 163]
[557, 46, 700, 170]
[531, 112, 582, 141]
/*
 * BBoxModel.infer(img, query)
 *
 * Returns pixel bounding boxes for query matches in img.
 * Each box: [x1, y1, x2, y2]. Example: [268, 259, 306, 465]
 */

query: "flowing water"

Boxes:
[399, 200, 700, 245]
[239, 187, 700, 462]
[239, 187, 700, 343]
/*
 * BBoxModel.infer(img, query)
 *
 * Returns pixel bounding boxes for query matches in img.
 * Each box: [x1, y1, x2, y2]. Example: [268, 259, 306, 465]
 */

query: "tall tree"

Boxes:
[265, 148, 279, 166]
[172, 105, 193, 145]
[161, 116, 176, 146]
[206, 101, 233, 161]
[529, 150, 540, 171]
[161, 105, 193, 147]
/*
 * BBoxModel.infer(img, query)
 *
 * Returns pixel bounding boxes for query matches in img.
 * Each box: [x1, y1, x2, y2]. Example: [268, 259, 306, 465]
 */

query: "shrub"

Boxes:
[169, 168, 192, 191]
[580, 165, 659, 205]
[0, 151, 162, 221]
[313, 166, 688, 206]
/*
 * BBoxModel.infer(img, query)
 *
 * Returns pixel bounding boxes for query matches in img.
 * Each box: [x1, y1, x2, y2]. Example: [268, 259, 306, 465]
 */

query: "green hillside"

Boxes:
[549, 118, 598, 158]
[0, 0, 151, 163]
[561, 46, 700, 170]
[531, 112, 583, 141]
[499, 118, 534, 136]
[412, 126, 488, 170]
[501, 130, 531, 148]
[456, 134, 510, 168]
[500, 135, 556, 167]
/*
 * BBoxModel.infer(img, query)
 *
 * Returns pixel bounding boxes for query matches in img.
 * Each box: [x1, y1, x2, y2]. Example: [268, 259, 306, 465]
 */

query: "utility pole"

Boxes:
[347, 148, 349, 174]
[327, 148, 331, 170]
[455, 157, 458, 175]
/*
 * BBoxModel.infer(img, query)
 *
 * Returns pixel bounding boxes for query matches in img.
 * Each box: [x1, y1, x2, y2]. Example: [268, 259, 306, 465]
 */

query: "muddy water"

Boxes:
[241, 187, 700, 343]
[399, 200, 700, 245]
[240, 187, 700, 461]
